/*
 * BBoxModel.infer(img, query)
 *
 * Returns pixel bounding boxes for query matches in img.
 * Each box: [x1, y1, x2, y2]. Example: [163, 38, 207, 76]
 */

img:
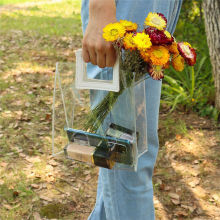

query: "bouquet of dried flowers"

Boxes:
[83, 12, 197, 132]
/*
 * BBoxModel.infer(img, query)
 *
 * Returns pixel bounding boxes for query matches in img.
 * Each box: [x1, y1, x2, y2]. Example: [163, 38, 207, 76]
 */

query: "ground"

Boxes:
[0, 1, 219, 220]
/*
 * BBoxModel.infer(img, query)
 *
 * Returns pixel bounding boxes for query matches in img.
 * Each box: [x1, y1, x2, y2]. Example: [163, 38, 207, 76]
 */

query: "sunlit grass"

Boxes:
[0, 0, 39, 5]
[0, 0, 82, 36]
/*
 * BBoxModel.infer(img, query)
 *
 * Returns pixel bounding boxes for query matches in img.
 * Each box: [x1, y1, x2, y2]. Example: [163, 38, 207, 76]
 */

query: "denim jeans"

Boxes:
[81, 0, 182, 219]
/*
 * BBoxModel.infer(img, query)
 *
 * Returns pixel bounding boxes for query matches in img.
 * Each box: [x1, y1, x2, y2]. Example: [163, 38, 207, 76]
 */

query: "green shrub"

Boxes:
[161, 57, 219, 121]
[161, 0, 219, 121]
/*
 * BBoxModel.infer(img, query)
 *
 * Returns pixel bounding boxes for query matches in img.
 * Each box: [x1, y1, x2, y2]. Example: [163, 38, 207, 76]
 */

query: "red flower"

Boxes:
[177, 42, 197, 66]
[145, 27, 174, 45]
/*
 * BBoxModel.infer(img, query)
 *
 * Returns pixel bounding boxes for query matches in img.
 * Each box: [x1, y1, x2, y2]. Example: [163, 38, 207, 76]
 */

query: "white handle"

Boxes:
[75, 49, 120, 92]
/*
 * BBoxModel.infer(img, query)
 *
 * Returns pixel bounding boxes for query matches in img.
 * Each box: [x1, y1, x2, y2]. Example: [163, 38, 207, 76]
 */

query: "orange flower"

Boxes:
[172, 54, 185, 71]
[168, 42, 179, 54]
[140, 50, 150, 62]
[163, 61, 170, 69]
[148, 45, 170, 65]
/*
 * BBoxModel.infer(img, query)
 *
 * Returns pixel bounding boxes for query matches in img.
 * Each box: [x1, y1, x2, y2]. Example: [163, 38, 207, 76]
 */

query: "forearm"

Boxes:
[89, 0, 116, 23]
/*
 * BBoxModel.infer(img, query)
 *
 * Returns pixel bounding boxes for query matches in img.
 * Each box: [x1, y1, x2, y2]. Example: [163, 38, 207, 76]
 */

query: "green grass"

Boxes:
[0, 0, 40, 6]
[0, 0, 82, 36]
[0, 0, 82, 70]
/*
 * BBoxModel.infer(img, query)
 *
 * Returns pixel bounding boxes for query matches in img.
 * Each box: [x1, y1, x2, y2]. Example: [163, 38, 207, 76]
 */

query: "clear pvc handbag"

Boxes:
[52, 50, 148, 171]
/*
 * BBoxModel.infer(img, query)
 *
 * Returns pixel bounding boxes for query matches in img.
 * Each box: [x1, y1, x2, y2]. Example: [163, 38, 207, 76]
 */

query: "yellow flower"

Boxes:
[172, 54, 185, 72]
[123, 33, 137, 51]
[168, 42, 179, 54]
[145, 12, 167, 30]
[148, 46, 170, 65]
[120, 20, 138, 32]
[140, 50, 150, 62]
[164, 30, 172, 39]
[133, 32, 152, 50]
[103, 22, 126, 42]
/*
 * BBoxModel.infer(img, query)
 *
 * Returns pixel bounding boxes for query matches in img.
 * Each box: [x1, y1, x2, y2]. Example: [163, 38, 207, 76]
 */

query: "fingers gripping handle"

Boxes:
[75, 49, 120, 92]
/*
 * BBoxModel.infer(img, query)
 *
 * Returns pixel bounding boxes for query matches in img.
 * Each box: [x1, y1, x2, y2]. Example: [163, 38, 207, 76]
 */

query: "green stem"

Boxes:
[191, 66, 195, 99]
[82, 51, 148, 133]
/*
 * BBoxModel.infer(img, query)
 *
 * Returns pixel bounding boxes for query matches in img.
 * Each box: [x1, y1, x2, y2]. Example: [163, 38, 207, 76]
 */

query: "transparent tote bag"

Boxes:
[52, 49, 148, 171]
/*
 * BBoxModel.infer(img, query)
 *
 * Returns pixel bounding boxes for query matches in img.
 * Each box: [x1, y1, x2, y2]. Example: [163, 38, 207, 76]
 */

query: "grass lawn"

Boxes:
[0, 0, 81, 36]
[0, 0, 40, 6]
[0, 0, 82, 69]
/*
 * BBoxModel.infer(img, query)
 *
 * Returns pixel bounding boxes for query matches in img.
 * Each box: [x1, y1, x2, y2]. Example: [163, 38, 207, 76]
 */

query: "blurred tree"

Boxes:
[203, 0, 220, 110]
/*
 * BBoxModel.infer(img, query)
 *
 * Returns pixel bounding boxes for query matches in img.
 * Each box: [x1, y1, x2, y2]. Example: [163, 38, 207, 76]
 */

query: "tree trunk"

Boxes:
[203, 0, 220, 110]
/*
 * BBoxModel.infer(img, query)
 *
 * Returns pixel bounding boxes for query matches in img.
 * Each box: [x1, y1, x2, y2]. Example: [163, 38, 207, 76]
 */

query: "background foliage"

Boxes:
[161, 0, 219, 121]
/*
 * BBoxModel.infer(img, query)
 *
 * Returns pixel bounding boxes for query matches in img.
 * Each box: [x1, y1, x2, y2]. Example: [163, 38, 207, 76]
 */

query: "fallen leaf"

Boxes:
[39, 195, 53, 202]
[3, 204, 12, 210]
[25, 102, 31, 107]
[31, 184, 40, 189]
[196, 207, 204, 215]
[85, 175, 91, 182]
[171, 199, 180, 205]
[175, 134, 182, 140]
[212, 194, 220, 202]
[73, 187, 79, 191]
[45, 176, 55, 182]
[159, 183, 165, 190]
[26, 156, 41, 163]
[45, 114, 51, 121]
[84, 170, 91, 175]
[19, 153, 26, 158]
[168, 192, 180, 200]
[0, 162, 8, 167]
[13, 191, 19, 198]
[13, 100, 23, 106]
[48, 160, 58, 167]
[188, 178, 200, 188]
[181, 204, 196, 212]
[164, 186, 171, 191]
[193, 160, 200, 164]
[33, 212, 42, 220]
[175, 210, 188, 217]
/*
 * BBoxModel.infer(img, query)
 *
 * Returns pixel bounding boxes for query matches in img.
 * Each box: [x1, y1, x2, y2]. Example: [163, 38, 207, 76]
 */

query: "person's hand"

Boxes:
[82, 0, 117, 68]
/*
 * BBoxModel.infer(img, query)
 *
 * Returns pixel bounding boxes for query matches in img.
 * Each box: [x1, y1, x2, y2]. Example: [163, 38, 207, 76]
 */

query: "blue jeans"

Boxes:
[81, 0, 182, 219]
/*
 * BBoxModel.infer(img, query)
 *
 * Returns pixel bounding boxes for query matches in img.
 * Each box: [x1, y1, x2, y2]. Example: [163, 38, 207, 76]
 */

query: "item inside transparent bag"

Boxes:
[52, 51, 148, 171]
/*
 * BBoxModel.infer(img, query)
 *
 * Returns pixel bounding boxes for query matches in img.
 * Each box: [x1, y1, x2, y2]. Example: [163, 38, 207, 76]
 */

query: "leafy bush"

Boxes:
[161, 57, 219, 120]
[161, 0, 219, 121]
